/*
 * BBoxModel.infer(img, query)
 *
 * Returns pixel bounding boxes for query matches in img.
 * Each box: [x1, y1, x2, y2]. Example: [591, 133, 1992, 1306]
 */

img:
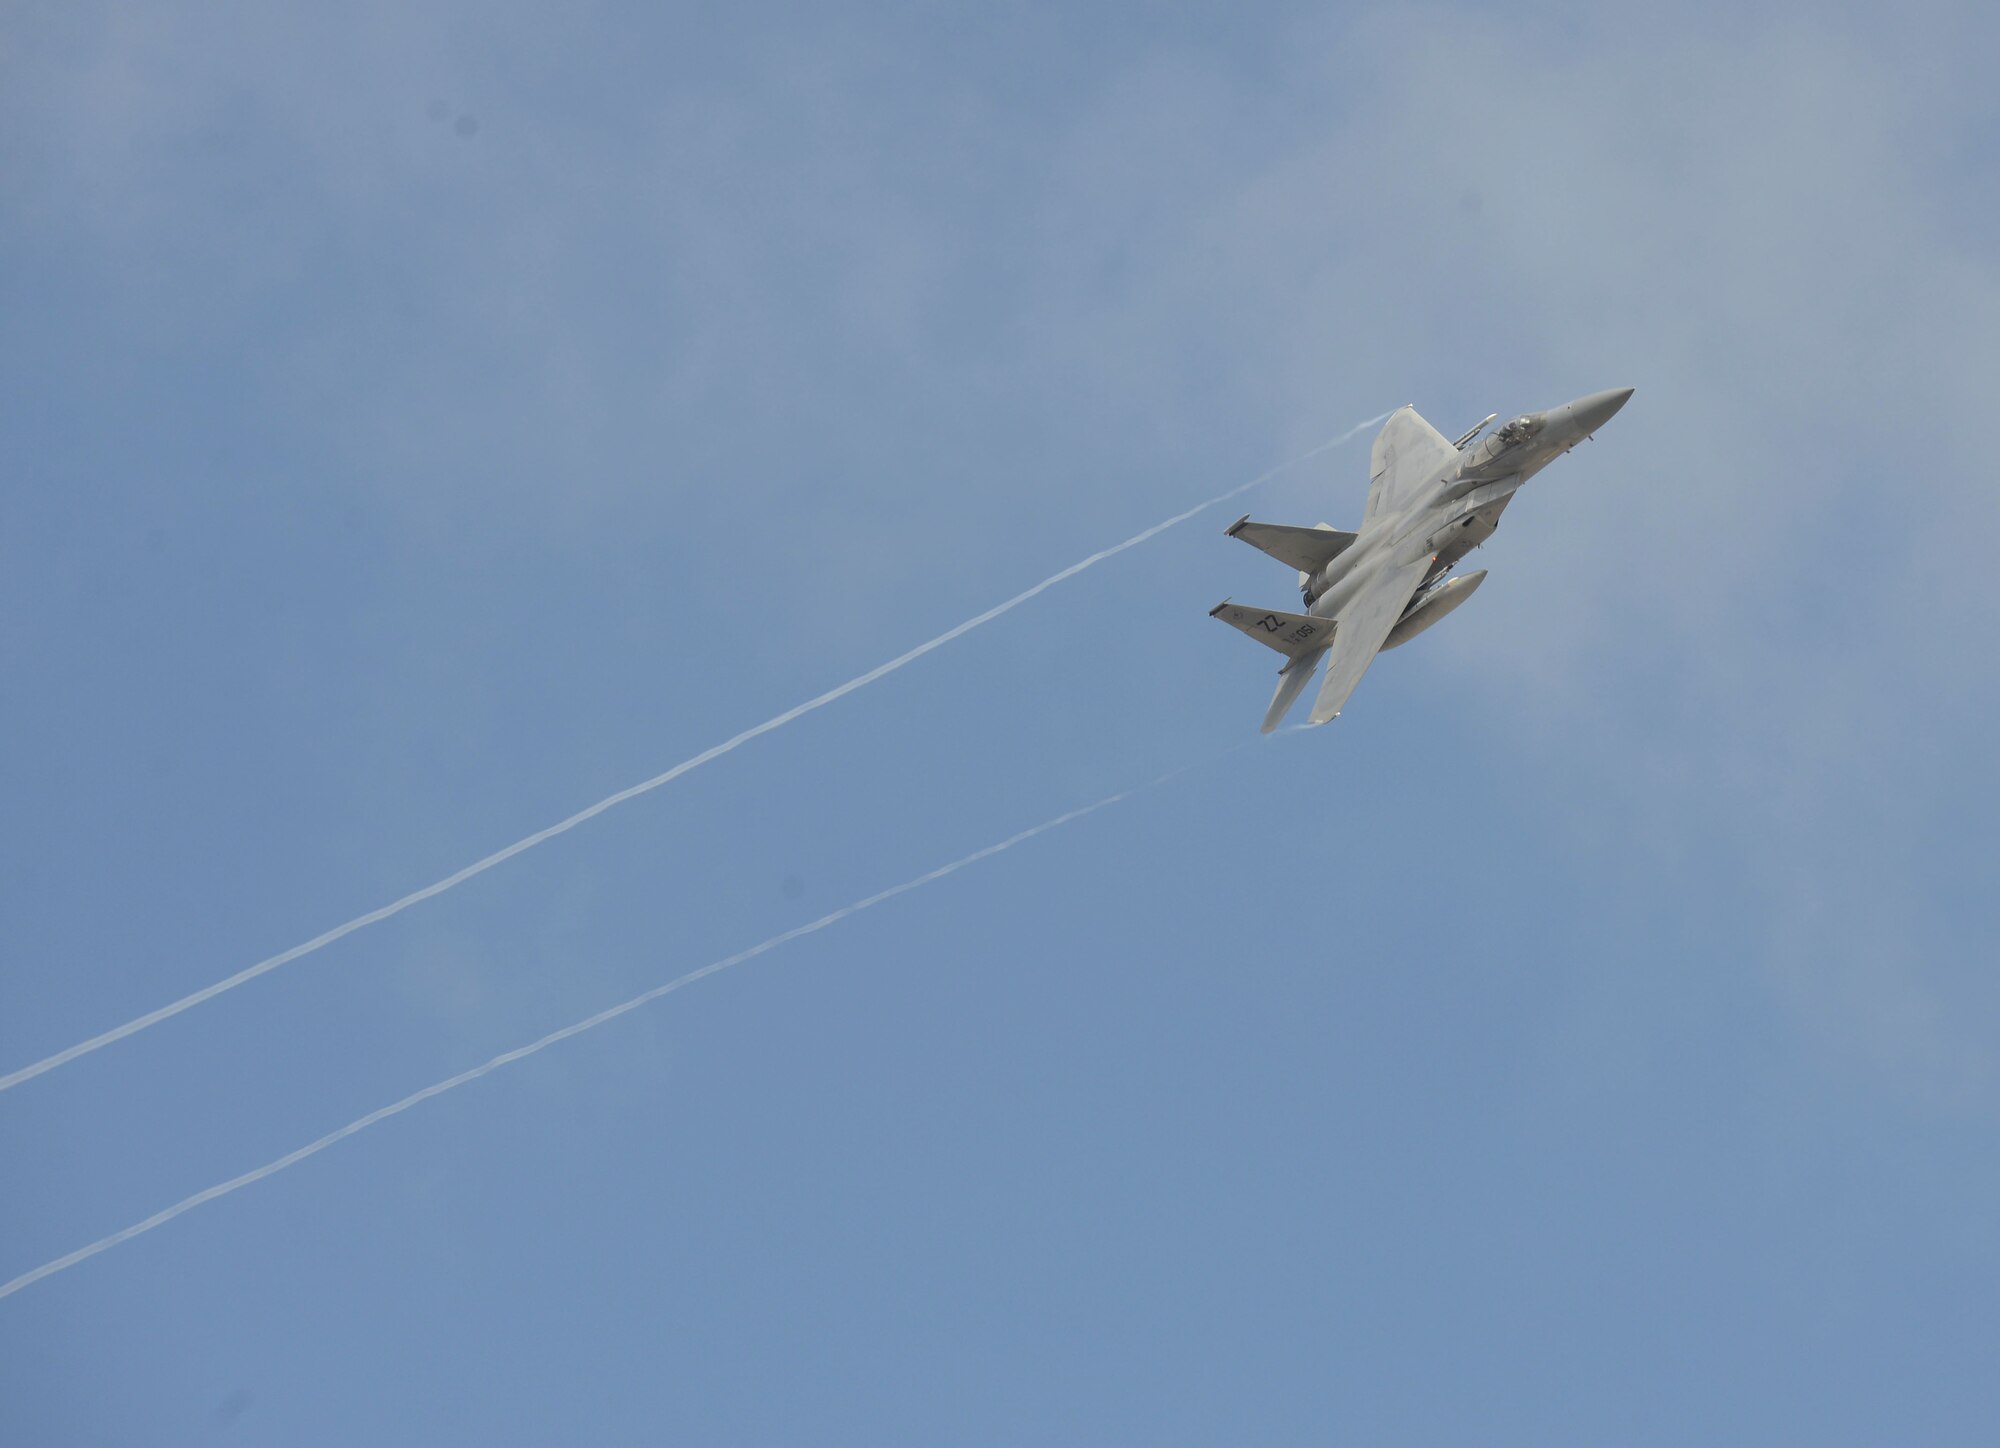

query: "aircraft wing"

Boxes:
[1308, 555, 1432, 724]
[1362, 407, 1457, 527]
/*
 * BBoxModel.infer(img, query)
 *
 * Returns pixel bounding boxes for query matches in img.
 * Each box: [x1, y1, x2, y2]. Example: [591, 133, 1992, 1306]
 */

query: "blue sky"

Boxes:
[4, 1, 1999, 1441]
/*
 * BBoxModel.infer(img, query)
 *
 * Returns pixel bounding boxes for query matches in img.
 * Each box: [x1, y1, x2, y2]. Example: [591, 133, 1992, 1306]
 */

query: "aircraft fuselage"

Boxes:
[1300, 387, 1634, 620]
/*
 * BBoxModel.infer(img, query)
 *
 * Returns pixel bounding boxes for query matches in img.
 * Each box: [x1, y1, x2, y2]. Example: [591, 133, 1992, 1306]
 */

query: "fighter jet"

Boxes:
[1211, 388, 1633, 731]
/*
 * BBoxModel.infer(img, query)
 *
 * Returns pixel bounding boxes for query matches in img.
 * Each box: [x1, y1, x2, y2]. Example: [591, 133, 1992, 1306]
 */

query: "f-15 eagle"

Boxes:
[1213, 388, 1633, 730]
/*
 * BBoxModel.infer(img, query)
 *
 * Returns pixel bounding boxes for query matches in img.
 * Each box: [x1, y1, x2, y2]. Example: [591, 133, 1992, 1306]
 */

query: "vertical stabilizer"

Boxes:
[1262, 647, 1328, 733]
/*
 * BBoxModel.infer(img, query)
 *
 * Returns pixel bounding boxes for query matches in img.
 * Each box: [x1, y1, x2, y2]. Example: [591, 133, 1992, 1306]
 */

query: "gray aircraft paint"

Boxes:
[1213, 388, 1633, 731]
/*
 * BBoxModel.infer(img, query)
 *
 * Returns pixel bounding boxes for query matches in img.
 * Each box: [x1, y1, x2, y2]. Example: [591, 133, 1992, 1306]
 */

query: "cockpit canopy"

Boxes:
[1495, 414, 1544, 445]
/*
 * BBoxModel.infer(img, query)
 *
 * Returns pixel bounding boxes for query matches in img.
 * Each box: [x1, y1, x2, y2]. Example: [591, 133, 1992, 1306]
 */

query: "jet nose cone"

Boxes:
[1568, 386, 1634, 435]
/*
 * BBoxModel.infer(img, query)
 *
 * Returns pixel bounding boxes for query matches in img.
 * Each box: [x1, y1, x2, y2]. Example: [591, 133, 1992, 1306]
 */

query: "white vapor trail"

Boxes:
[0, 412, 1386, 1093]
[0, 767, 1188, 1301]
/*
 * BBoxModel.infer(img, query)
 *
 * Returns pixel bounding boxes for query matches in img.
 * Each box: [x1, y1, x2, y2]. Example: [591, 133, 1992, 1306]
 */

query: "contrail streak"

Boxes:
[0, 766, 1189, 1301]
[0, 413, 1385, 1093]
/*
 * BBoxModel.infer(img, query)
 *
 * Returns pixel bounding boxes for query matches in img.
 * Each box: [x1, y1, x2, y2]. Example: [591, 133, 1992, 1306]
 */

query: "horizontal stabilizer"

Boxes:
[1209, 601, 1336, 657]
[1224, 517, 1358, 575]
